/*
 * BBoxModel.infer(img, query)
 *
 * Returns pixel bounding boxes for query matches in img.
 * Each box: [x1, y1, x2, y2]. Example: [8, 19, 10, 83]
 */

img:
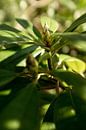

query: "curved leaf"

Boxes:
[0, 24, 20, 33]
[65, 13, 86, 32]
[0, 45, 37, 70]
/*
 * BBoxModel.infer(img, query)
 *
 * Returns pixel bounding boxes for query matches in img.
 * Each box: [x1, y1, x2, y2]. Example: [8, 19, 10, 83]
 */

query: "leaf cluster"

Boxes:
[0, 14, 86, 130]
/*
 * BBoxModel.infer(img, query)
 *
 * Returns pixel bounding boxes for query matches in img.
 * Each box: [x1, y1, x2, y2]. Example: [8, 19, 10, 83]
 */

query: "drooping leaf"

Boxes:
[0, 83, 40, 130]
[0, 69, 17, 87]
[0, 45, 37, 70]
[0, 24, 20, 33]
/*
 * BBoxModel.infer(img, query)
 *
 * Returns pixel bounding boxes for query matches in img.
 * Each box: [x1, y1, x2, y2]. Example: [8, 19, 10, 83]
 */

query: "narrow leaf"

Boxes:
[0, 24, 20, 33]
[16, 18, 30, 29]
[33, 26, 42, 39]
[0, 45, 37, 70]
[65, 13, 86, 32]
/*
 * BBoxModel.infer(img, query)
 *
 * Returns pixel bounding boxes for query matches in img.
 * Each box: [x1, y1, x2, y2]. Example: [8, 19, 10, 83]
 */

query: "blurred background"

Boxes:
[0, 0, 86, 29]
[0, 0, 86, 62]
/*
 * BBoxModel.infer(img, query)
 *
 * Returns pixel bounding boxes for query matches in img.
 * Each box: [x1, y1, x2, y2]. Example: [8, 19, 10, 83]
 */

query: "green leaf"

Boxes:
[41, 16, 58, 32]
[0, 36, 13, 43]
[0, 24, 20, 33]
[16, 18, 30, 29]
[41, 122, 55, 130]
[60, 33, 86, 42]
[0, 83, 40, 130]
[65, 13, 86, 32]
[39, 52, 50, 63]
[0, 45, 37, 70]
[0, 50, 15, 62]
[53, 32, 86, 42]
[52, 54, 59, 69]
[32, 47, 44, 58]
[43, 98, 55, 123]
[54, 91, 86, 130]
[33, 26, 42, 39]
[59, 54, 86, 73]
[64, 57, 86, 73]
[54, 92, 77, 130]
[52, 70, 86, 100]
[16, 19, 40, 39]
[0, 69, 17, 87]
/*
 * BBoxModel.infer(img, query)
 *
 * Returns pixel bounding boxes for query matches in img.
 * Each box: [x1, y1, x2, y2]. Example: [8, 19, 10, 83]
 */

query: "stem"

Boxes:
[48, 58, 52, 70]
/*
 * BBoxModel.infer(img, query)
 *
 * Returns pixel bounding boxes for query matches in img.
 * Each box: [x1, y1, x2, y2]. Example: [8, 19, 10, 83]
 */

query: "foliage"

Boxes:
[0, 12, 86, 130]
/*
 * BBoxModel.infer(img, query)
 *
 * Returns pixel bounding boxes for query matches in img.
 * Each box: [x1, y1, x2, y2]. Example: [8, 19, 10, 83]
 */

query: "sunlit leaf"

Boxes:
[64, 57, 86, 73]
[41, 16, 58, 32]
[59, 54, 86, 73]
[0, 50, 15, 62]
[41, 122, 55, 130]
[39, 52, 50, 63]
[0, 45, 37, 70]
